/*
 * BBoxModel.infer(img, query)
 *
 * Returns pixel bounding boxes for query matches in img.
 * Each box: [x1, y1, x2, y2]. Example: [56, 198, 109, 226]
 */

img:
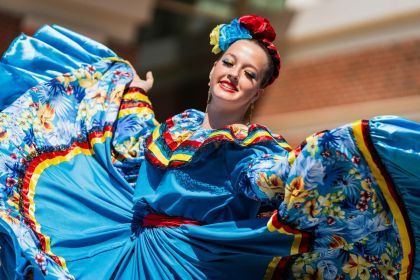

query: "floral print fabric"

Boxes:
[278, 127, 403, 279]
[0, 59, 156, 278]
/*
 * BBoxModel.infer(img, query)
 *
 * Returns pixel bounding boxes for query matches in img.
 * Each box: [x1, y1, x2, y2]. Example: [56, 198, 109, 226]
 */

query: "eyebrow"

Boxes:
[224, 53, 258, 72]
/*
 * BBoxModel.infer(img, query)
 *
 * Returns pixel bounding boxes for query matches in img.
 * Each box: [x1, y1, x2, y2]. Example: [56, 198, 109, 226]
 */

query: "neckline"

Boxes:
[145, 109, 291, 168]
[180, 109, 258, 134]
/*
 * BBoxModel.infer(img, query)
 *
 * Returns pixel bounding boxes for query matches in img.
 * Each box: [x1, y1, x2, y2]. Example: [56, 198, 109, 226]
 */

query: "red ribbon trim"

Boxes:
[142, 213, 202, 228]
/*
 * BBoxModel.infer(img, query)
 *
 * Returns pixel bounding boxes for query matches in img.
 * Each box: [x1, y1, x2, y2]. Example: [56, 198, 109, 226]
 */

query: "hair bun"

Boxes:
[238, 15, 276, 42]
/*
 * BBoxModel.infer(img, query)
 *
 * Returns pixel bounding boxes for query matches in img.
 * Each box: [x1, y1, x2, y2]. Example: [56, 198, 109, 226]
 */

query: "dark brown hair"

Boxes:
[252, 39, 278, 88]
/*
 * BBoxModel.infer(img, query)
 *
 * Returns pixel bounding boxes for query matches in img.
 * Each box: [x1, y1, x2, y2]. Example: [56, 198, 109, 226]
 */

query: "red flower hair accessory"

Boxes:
[239, 15, 280, 86]
[238, 15, 276, 42]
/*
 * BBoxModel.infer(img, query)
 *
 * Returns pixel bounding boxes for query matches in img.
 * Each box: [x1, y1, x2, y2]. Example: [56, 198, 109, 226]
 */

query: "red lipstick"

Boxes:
[219, 80, 238, 93]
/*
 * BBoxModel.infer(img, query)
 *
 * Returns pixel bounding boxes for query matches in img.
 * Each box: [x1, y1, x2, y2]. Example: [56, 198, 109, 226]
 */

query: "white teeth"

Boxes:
[220, 82, 236, 91]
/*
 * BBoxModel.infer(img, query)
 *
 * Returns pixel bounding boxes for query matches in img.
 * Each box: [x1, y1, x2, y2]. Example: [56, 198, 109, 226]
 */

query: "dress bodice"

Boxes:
[133, 109, 291, 224]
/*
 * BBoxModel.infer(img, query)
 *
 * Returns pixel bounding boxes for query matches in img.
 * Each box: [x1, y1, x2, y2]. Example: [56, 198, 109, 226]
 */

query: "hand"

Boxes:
[130, 70, 154, 93]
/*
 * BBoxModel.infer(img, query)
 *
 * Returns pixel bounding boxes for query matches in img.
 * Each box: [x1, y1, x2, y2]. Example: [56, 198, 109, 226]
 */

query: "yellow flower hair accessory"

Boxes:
[209, 24, 223, 54]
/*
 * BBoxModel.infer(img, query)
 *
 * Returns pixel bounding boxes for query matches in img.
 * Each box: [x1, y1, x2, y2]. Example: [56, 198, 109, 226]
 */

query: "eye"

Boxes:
[222, 59, 233, 67]
[244, 71, 256, 80]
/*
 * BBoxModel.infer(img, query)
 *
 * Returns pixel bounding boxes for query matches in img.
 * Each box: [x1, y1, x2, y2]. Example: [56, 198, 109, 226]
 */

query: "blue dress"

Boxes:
[0, 25, 308, 279]
[0, 25, 418, 279]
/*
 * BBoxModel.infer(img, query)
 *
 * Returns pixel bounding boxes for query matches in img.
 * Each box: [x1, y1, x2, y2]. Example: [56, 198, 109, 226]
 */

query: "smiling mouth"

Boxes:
[219, 81, 238, 93]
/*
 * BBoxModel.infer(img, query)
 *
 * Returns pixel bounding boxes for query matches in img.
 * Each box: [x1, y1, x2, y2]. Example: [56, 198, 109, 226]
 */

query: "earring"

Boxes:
[207, 89, 212, 104]
[246, 102, 254, 126]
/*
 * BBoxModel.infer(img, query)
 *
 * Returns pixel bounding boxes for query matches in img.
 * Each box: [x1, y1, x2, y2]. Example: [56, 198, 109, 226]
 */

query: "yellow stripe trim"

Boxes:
[208, 130, 291, 149]
[243, 131, 272, 145]
[263, 256, 282, 280]
[291, 233, 303, 255]
[208, 130, 235, 141]
[288, 151, 296, 165]
[267, 215, 280, 233]
[90, 131, 112, 146]
[102, 57, 129, 64]
[26, 132, 112, 271]
[279, 142, 292, 150]
[148, 142, 169, 166]
[352, 121, 411, 279]
[148, 141, 193, 165]
[151, 126, 161, 141]
[267, 216, 303, 255]
[123, 92, 151, 104]
[28, 147, 92, 270]
[148, 126, 291, 167]
[118, 107, 154, 118]
[169, 153, 192, 162]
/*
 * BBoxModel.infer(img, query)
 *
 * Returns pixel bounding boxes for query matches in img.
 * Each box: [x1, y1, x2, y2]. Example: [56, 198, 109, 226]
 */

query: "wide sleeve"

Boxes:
[1, 25, 117, 110]
[274, 121, 411, 279]
[111, 86, 159, 184]
[234, 144, 290, 204]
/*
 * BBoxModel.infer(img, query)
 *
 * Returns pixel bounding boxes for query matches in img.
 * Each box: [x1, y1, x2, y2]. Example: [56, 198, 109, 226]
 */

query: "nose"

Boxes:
[227, 73, 238, 82]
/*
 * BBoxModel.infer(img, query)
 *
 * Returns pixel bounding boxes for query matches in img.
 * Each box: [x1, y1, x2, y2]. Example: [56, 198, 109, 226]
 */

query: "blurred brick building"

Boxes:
[0, 11, 21, 56]
[1, 0, 419, 146]
[0, 0, 157, 67]
[255, 0, 420, 145]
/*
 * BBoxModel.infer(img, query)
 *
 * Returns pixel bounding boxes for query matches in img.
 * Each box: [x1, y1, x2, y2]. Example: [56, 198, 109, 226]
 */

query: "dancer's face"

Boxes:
[208, 39, 270, 111]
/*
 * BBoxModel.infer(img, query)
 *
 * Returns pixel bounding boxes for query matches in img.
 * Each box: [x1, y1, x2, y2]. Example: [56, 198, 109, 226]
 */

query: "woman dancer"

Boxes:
[0, 16, 310, 279]
[0, 15, 418, 280]
[131, 18, 420, 279]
